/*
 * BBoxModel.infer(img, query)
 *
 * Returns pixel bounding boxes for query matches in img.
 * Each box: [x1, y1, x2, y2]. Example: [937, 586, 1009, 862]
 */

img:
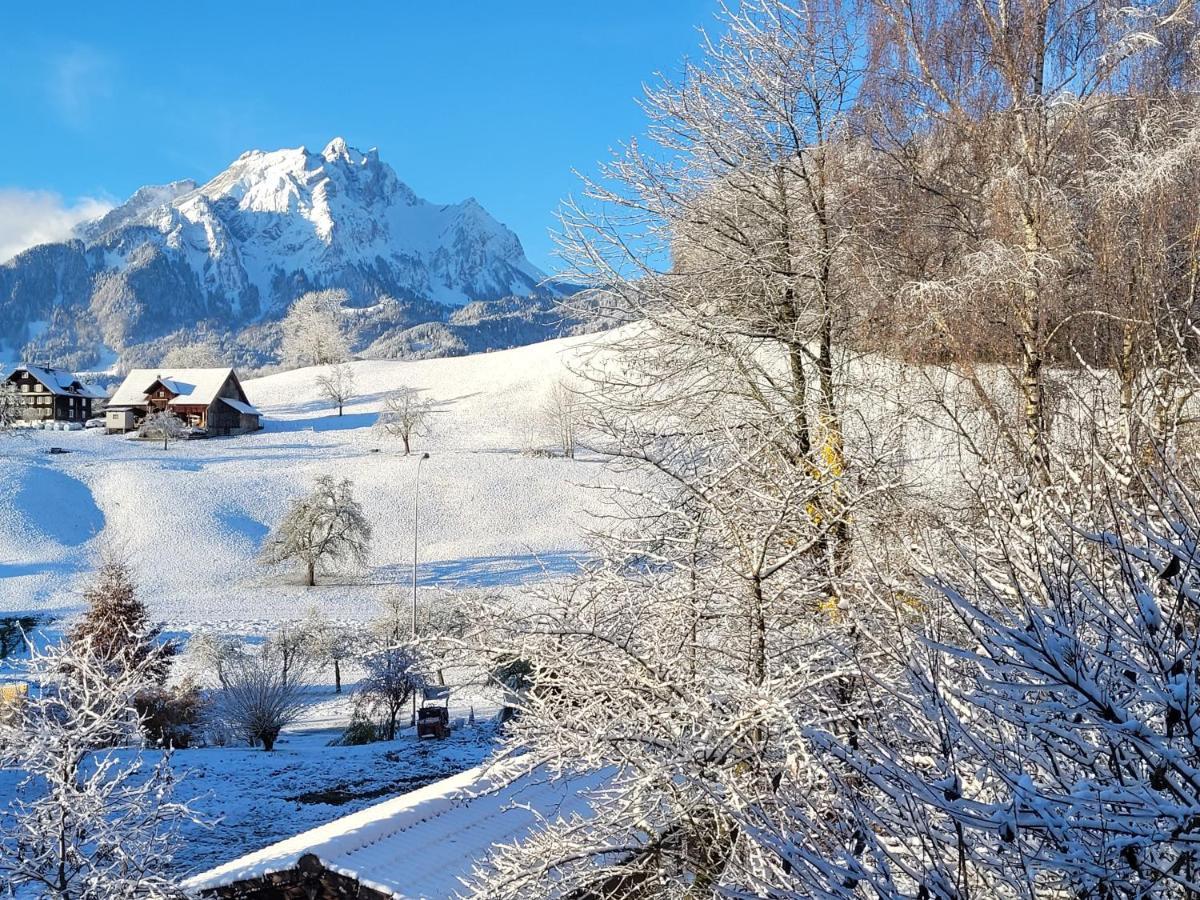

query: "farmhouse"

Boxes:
[183, 763, 609, 899]
[106, 368, 262, 435]
[4, 365, 106, 424]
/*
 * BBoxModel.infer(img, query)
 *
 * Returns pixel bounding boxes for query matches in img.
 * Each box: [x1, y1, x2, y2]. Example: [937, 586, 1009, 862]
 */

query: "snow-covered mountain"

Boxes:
[0, 138, 567, 368]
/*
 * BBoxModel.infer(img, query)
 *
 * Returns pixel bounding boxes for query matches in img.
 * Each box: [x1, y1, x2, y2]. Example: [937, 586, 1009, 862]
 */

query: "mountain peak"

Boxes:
[322, 137, 352, 163]
[68, 138, 549, 312]
[0, 138, 566, 369]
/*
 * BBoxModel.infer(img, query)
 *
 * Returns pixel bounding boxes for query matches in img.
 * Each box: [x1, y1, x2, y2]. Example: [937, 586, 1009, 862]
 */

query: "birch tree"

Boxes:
[863, 0, 1199, 480]
[542, 379, 579, 459]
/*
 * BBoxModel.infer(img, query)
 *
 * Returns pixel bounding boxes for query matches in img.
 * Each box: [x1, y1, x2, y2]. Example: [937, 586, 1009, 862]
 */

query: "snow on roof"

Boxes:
[10, 365, 106, 399]
[108, 368, 239, 409]
[183, 762, 609, 899]
[217, 396, 261, 417]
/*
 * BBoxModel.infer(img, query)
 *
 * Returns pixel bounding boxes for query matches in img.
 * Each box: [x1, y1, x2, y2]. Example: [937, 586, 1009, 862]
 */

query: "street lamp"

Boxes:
[410, 451, 430, 727]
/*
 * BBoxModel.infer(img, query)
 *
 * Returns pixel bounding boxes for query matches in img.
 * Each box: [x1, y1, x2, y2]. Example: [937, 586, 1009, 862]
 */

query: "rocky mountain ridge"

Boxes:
[0, 138, 570, 369]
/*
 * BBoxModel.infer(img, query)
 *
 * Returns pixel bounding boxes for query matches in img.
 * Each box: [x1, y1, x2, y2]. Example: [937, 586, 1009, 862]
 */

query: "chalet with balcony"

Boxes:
[4, 365, 106, 423]
[106, 368, 262, 435]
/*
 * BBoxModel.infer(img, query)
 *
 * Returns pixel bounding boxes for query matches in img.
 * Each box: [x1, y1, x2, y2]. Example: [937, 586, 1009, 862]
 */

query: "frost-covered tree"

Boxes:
[302, 607, 362, 693]
[354, 644, 426, 741]
[465, 1, 907, 894]
[0, 638, 199, 898]
[160, 341, 224, 369]
[541, 379, 579, 459]
[265, 620, 318, 686]
[68, 558, 172, 682]
[138, 410, 186, 450]
[279, 290, 350, 369]
[771, 469, 1200, 898]
[315, 362, 356, 417]
[0, 381, 27, 434]
[260, 476, 372, 587]
[862, 0, 1199, 480]
[377, 387, 433, 455]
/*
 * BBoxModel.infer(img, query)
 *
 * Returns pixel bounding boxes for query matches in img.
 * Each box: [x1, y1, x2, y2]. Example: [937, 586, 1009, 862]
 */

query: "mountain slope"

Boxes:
[0, 138, 565, 368]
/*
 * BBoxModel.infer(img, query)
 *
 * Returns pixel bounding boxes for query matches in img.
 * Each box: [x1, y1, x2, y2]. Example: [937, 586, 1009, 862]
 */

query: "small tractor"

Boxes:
[416, 685, 451, 740]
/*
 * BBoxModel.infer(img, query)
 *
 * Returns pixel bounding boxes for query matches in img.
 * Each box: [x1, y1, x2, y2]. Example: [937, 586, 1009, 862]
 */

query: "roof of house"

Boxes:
[108, 368, 241, 409]
[9, 365, 106, 399]
[217, 396, 261, 417]
[182, 762, 609, 899]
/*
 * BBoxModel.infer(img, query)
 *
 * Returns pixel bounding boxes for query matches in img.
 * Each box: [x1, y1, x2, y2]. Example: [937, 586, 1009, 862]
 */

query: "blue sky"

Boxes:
[0, 2, 720, 271]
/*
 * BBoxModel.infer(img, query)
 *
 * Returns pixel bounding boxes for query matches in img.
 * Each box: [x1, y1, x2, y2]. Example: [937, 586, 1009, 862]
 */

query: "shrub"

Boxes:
[134, 679, 205, 748]
[334, 710, 379, 746]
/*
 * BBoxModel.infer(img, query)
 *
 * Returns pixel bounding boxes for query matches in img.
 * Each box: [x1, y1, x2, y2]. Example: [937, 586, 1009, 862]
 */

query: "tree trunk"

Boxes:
[748, 575, 766, 688]
[334, 659, 342, 693]
[306, 560, 316, 588]
[402, 434, 411, 455]
[261, 727, 279, 751]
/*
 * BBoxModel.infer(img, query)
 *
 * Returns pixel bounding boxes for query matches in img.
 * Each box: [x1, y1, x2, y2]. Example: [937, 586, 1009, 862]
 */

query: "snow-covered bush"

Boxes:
[134, 678, 205, 750]
[212, 640, 312, 752]
[786, 474, 1200, 897]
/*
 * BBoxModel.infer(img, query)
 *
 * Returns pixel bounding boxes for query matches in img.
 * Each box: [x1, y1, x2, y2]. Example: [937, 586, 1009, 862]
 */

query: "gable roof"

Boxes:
[183, 762, 609, 899]
[108, 368, 242, 409]
[9, 365, 106, 399]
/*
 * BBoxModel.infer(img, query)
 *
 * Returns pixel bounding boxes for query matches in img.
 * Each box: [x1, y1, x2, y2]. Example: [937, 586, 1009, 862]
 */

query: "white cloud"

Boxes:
[48, 47, 115, 127]
[0, 190, 113, 263]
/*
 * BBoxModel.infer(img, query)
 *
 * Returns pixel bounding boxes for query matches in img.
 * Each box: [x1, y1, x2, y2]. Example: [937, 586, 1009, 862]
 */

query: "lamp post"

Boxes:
[410, 451, 430, 728]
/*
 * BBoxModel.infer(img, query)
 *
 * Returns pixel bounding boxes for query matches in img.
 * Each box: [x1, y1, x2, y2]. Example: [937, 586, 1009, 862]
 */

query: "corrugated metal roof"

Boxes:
[183, 762, 609, 899]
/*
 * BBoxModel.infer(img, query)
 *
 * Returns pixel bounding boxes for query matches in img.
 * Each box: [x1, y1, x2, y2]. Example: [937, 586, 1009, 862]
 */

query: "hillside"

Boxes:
[0, 332, 606, 629]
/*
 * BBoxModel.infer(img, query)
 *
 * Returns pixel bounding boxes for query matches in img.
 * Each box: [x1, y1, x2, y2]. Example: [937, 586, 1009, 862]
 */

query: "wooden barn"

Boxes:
[183, 763, 610, 900]
[106, 368, 262, 435]
[4, 365, 106, 424]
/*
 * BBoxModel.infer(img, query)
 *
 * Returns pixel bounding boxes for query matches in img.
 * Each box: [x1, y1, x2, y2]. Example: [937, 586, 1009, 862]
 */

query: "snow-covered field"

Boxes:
[0, 332, 615, 881]
[0, 332, 606, 628]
